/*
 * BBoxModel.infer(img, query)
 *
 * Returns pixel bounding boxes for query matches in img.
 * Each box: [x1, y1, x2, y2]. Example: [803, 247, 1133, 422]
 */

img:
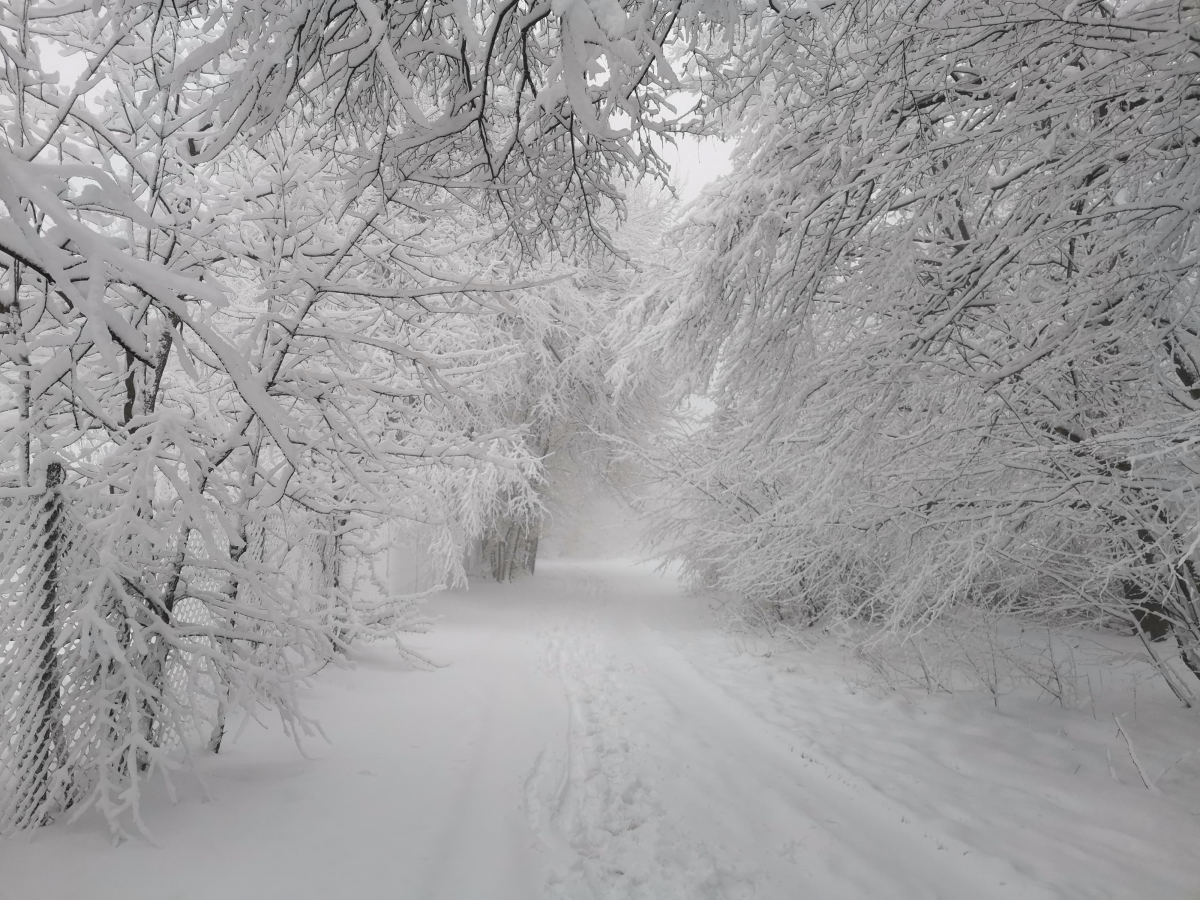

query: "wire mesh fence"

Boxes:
[0, 466, 69, 832]
[0, 466, 417, 836]
[0, 463, 135, 833]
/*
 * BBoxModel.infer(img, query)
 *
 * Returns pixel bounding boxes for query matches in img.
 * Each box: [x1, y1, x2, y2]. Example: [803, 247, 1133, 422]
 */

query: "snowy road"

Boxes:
[523, 566, 1047, 900]
[3, 559, 1200, 899]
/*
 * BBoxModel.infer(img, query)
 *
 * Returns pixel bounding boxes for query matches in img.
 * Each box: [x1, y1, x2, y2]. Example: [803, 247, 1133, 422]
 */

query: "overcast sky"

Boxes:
[668, 134, 734, 202]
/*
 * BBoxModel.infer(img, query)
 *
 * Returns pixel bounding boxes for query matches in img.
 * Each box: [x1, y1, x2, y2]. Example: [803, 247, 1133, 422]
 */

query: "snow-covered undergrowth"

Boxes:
[727, 592, 1200, 719]
[4, 559, 1198, 900]
[711, 588, 1200, 823]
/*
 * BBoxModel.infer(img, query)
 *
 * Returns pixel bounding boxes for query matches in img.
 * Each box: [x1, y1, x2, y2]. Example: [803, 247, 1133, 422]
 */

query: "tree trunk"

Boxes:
[483, 515, 540, 582]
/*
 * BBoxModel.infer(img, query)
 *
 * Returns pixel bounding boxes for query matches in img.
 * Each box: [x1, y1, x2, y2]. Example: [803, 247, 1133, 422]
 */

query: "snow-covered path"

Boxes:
[525, 566, 1045, 900]
[4, 559, 1200, 899]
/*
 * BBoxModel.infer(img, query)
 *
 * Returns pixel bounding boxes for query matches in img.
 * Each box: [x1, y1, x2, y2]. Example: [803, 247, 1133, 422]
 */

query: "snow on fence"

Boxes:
[0, 465, 416, 836]
[0, 464, 71, 832]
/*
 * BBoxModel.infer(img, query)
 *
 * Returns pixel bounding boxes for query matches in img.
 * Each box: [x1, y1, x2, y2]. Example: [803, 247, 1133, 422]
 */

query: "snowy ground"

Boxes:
[3, 558, 1200, 899]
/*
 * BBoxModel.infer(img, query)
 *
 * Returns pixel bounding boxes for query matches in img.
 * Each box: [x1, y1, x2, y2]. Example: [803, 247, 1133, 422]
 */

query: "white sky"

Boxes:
[666, 133, 735, 202]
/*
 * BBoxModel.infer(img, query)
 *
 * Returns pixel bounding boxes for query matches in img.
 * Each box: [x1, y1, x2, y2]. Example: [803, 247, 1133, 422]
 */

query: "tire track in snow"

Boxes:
[528, 564, 1062, 900]
[622, 626, 1060, 899]
[526, 575, 756, 899]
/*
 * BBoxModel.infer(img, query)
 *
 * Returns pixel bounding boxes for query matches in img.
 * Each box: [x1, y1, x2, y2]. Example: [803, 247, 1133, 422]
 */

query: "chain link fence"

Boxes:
[2, 464, 99, 832]
[1, 466, 418, 836]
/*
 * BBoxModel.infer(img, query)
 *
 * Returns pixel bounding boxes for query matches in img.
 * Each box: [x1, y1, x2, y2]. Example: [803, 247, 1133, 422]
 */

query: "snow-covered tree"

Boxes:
[1, 0, 771, 834]
[644, 0, 1200, 699]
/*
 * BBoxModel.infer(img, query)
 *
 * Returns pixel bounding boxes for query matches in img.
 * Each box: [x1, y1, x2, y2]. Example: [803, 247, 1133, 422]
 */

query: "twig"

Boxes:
[1155, 747, 1200, 787]
[1114, 714, 1161, 793]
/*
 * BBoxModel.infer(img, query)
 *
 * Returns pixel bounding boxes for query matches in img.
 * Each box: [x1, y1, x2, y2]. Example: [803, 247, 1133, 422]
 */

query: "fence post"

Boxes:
[330, 513, 350, 645]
